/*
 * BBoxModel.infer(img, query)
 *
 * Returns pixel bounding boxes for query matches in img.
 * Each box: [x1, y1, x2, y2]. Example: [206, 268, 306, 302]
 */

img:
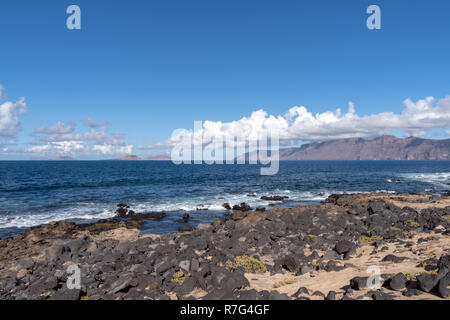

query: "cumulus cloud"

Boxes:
[92, 144, 133, 155]
[28, 118, 132, 157]
[147, 95, 450, 150]
[0, 97, 27, 140]
[27, 141, 86, 154]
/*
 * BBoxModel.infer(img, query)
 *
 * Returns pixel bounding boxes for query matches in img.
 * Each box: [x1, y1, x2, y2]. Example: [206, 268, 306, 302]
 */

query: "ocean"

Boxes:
[0, 160, 449, 238]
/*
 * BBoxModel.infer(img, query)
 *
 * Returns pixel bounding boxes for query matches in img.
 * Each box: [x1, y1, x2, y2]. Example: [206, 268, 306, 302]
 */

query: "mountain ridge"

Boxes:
[276, 135, 450, 160]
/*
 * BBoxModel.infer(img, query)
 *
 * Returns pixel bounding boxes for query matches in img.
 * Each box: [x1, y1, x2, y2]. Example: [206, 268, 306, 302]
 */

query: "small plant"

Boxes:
[80, 295, 88, 300]
[308, 234, 317, 239]
[360, 235, 383, 244]
[403, 271, 416, 281]
[403, 269, 438, 281]
[416, 269, 438, 276]
[273, 278, 297, 288]
[405, 220, 420, 228]
[225, 255, 267, 274]
[40, 291, 52, 297]
[172, 270, 191, 285]
[390, 227, 402, 232]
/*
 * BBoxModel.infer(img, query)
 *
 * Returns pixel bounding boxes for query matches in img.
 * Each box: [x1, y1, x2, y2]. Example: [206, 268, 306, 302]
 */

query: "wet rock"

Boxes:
[222, 203, 231, 210]
[176, 213, 190, 223]
[260, 196, 288, 201]
[115, 207, 129, 218]
[140, 212, 166, 221]
[232, 203, 252, 212]
[179, 226, 195, 232]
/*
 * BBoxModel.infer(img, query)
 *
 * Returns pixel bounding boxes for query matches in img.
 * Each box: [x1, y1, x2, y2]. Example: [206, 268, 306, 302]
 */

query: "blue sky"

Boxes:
[0, 0, 449, 159]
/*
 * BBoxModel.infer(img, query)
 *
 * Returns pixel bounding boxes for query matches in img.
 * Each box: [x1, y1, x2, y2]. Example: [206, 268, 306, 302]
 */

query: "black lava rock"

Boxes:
[389, 272, 407, 291]
[416, 273, 441, 293]
[334, 240, 355, 255]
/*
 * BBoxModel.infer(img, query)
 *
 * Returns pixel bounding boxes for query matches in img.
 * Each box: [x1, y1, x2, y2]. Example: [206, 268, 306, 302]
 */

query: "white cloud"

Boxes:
[0, 97, 27, 139]
[92, 144, 133, 155]
[34, 121, 76, 135]
[150, 95, 450, 149]
[28, 118, 132, 157]
[27, 141, 86, 154]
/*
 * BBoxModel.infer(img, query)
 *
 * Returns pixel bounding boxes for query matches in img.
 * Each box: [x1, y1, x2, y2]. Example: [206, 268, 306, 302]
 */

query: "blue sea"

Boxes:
[0, 160, 449, 238]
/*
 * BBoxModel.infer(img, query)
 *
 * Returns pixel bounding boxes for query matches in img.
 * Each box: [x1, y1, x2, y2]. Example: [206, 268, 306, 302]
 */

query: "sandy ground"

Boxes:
[245, 231, 450, 300]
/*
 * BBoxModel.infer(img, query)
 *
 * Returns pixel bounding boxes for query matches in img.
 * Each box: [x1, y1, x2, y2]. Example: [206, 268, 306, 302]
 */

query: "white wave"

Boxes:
[0, 189, 397, 230]
[401, 172, 450, 188]
[0, 206, 116, 229]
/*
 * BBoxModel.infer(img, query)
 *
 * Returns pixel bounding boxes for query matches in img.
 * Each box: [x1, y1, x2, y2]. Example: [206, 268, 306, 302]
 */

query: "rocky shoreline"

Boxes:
[0, 192, 449, 300]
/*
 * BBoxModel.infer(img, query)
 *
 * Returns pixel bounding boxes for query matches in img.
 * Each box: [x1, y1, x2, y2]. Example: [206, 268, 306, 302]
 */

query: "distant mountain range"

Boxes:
[276, 135, 450, 160]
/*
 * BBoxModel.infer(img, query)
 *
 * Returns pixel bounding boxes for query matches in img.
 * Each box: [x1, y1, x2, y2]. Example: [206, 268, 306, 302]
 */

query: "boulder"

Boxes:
[389, 272, 407, 291]
[438, 255, 450, 273]
[260, 196, 288, 201]
[281, 255, 299, 272]
[334, 240, 355, 255]
[232, 203, 252, 212]
[437, 271, 450, 298]
[326, 291, 337, 300]
[349, 276, 369, 290]
[381, 254, 407, 263]
[176, 213, 190, 223]
[416, 273, 441, 293]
